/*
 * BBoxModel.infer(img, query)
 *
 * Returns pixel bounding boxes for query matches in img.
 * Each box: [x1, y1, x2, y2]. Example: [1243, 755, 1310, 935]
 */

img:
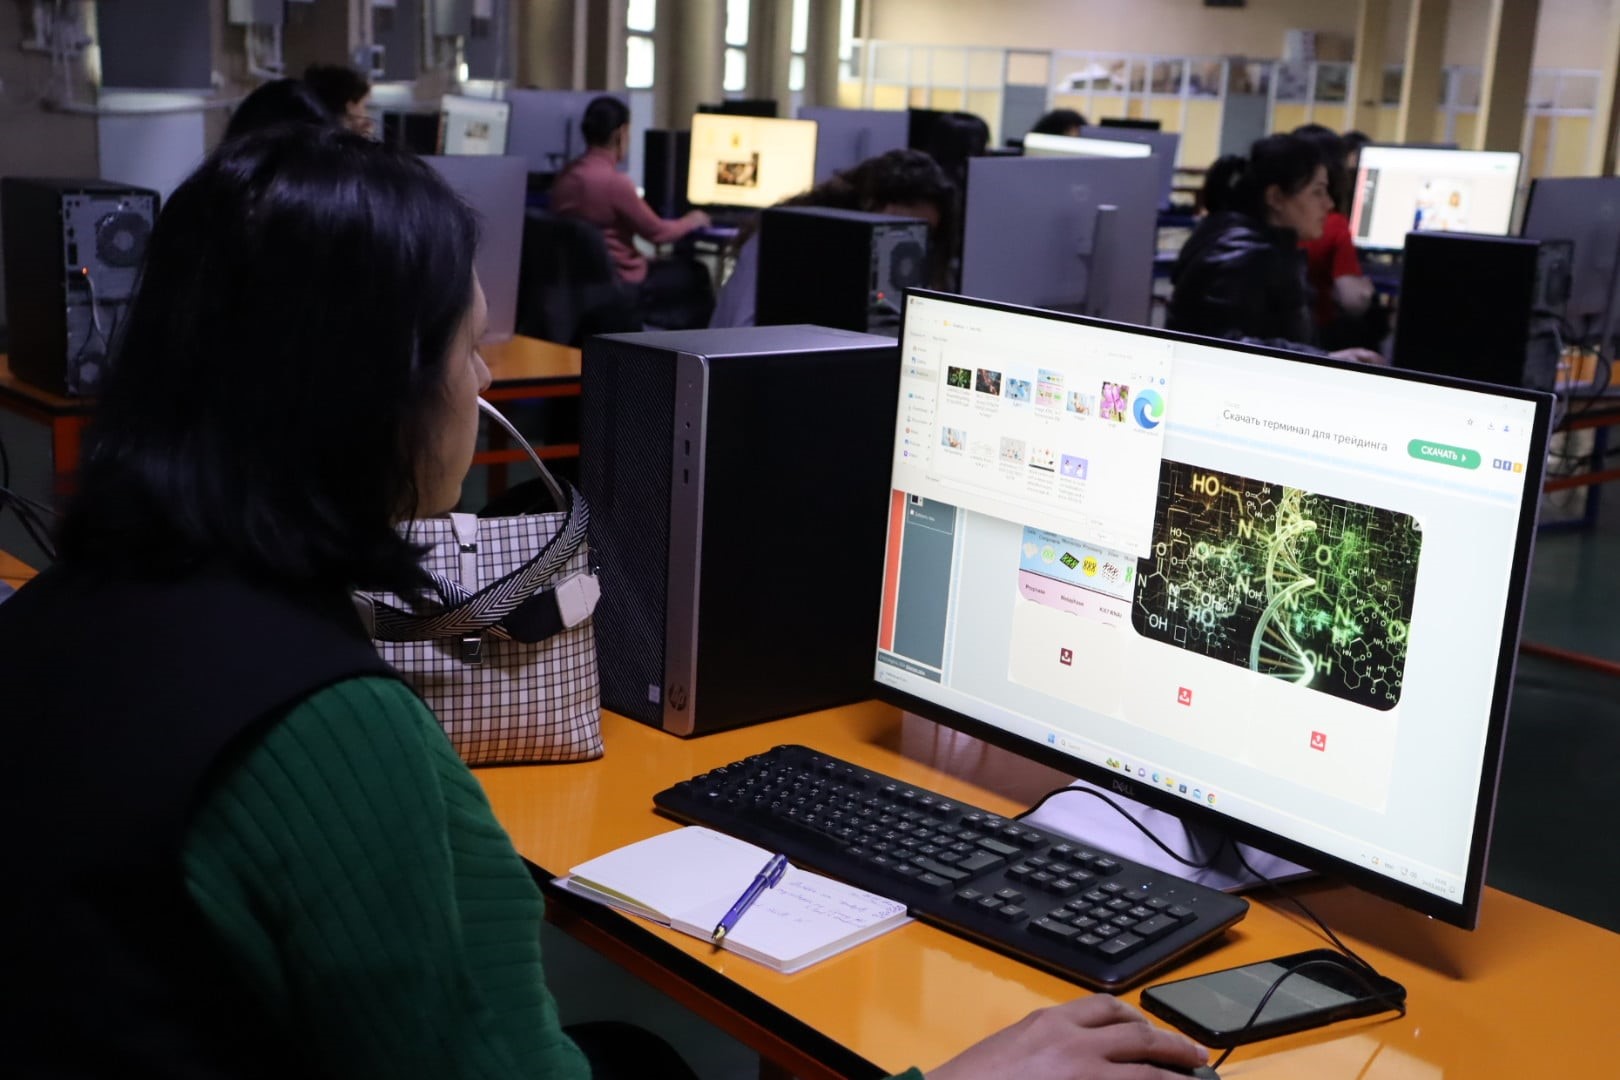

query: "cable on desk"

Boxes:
[1013, 782, 1227, 871]
[1014, 785, 1410, 1065]
[0, 481, 58, 564]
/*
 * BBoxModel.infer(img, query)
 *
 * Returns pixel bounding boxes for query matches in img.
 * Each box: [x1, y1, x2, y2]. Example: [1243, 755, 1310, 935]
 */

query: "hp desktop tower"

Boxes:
[2, 178, 159, 395]
[581, 325, 900, 736]
[757, 206, 929, 336]
[1393, 232, 1571, 392]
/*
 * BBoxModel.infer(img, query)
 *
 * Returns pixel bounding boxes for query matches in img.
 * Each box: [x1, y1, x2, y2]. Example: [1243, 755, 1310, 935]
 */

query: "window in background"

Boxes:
[789, 0, 809, 92]
[725, 0, 750, 94]
[627, 0, 655, 90]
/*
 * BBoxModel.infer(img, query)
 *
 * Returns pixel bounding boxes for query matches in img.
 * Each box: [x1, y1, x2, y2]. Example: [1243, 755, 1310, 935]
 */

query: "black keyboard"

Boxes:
[654, 744, 1249, 990]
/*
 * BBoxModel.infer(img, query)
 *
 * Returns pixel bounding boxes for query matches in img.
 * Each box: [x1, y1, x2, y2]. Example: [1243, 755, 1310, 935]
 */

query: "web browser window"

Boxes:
[440, 96, 512, 156]
[878, 293, 1540, 905]
[1348, 146, 1521, 250]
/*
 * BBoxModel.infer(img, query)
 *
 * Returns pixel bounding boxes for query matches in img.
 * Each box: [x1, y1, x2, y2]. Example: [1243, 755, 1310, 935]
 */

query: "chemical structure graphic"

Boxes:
[1131, 461, 1422, 710]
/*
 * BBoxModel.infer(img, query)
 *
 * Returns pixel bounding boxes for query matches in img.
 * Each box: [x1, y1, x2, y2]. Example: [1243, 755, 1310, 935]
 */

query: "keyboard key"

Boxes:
[955, 851, 1007, 875]
[954, 888, 984, 905]
[1032, 918, 1081, 941]
[1030, 872, 1056, 887]
[1077, 933, 1104, 948]
[912, 856, 968, 881]
[1168, 905, 1195, 920]
[1145, 897, 1171, 911]
[1094, 924, 1120, 939]
[1129, 906, 1156, 920]
[916, 872, 952, 892]
[1007, 863, 1035, 881]
[1130, 914, 1179, 941]
[1027, 856, 1051, 870]
[994, 888, 1025, 903]
[1072, 916, 1099, 931]
[1106, 898, 1133, 912]
[976, 837, 1021, 858]
[1050, 843, 1076, 858]
[1045, 862, 1073, 878]
[1110, 915, 1138, 929]
[974, 896, 1004, 914]
[1088, 906, 1113, 920]
[997, 904, 1028, 923]
[1093, 858, 1122, 875]
[1101, 882, 1126, 896]
[1097, 932, 1144, 958]
[1083, 890, 1109, 904]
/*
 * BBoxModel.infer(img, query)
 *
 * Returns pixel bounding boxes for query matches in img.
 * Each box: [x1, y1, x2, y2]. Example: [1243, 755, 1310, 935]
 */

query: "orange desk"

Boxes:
[0, 356, 93, 500]
[0, 339, 583, 500]
[1, 548, 34, 589]
[478, 704, 1620, 1080]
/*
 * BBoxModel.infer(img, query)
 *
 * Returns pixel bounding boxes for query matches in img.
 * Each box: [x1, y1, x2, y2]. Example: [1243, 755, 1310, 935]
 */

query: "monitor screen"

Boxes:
[686, 113, 818, 210]
[1023, 133, 1154, 160]
[439, 95, 512, 156]
[1349, 145, 1522, 250]
[875, 290, 1550, 928]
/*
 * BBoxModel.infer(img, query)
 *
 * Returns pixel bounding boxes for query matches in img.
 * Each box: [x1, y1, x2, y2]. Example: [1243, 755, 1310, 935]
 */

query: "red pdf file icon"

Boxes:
[1177, 687, 1193, 706]
[1059, 647, 1073, 666]
[1310, 731, 1327, 752]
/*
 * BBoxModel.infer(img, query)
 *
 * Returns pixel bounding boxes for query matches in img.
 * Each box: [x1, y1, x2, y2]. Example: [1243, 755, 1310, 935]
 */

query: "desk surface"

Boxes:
[0, 355, 90, 414]
[479, 703, 1620, 1079]
[480, 335, 582, 387]
[1, 342, 578, 404]
[0, 548, 34, 589]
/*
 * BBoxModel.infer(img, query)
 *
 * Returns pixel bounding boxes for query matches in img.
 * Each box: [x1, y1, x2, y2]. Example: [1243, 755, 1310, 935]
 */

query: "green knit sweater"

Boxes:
[182, 676, 926, 1080]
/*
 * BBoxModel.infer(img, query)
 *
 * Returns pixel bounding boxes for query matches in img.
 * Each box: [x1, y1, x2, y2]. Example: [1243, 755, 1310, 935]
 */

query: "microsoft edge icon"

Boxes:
[1133, 388, 1165, 429]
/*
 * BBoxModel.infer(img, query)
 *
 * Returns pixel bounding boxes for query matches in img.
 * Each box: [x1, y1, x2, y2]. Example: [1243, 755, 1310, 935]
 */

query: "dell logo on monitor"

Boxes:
[1112, 779, 1134, 797]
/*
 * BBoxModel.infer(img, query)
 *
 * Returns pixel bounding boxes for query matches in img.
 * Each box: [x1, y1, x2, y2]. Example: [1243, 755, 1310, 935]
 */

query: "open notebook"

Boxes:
[555, 826, 910, 973]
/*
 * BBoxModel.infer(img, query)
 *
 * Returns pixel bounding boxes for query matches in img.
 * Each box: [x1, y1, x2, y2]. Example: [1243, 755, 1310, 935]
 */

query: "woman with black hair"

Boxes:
[1169, 132, 1381, 361]
[710, 148, 956, 328]
[304, 61, 375, 136]
[0, 126, 1210, 1080]
[223, 77, 334, 141]
[1030, 108, 1088, 138]
[1291, 123, 1376, 344]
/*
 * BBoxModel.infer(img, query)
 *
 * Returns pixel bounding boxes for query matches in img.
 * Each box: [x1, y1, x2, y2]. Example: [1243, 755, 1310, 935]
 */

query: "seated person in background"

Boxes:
[1292, 124, 1375, 345]
[223, 78, 333, 141]
[1030, 108, 1087, 138]
[0, 124, 1212, 1080]
[710, 148, 956, 328]
[1168, 132, 1381, 363]
[551, 95, 714, 328]
[304, 62, 375, 137]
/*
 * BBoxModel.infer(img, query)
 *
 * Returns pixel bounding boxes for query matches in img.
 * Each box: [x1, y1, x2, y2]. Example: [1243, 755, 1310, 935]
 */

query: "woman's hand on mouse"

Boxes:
[925, 994, 1209, 1080]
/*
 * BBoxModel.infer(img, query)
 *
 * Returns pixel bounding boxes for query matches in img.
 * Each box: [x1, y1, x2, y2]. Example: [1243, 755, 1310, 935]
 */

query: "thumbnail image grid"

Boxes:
[1131, 460, 1422, 710]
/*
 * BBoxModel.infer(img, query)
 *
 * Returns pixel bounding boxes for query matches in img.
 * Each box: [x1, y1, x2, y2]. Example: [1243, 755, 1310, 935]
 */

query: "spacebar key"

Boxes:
[910, 857, 969, 881]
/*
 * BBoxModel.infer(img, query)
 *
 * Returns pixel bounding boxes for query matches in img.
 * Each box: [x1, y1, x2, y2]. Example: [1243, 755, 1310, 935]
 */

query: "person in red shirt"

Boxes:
[550, 96, 710, 287]
[1294, 125, 1377, 346]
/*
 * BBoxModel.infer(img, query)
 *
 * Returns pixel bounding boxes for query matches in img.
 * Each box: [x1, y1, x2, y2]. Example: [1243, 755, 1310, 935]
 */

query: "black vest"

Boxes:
[0, 564, 396, 1078]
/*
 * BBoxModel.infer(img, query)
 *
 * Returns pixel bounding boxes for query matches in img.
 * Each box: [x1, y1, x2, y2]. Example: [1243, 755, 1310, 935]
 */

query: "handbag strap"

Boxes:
[368, 485, 589, 641]
[478, 396, 567, 511]
[365, 398, 586, 643]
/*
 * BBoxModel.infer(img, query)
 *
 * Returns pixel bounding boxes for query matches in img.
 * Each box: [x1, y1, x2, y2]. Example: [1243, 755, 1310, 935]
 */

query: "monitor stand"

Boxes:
[1023, 780, 1313, 894]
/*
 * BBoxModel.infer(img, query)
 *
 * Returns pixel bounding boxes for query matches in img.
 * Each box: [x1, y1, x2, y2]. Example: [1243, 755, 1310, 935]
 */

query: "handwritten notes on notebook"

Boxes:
[556, 827, 910, 973]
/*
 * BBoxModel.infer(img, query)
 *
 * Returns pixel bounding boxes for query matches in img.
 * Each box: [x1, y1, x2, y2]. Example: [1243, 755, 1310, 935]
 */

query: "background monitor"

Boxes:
[799, 106, 910, 183]
[1521, 175, 1620, 340]
[961, 154, 1159, 324]
[507, 89, 628, 174]
[1348, 145, 1522, 250]
[422, 155, 526, 341]
[698, 99, 780, 118]
[439, 94, 512, 156]
[686, 113, 818, 210]
[1076, 125, 1180, 210]
[1022, 132, 1154, 160]
[878, 289, 1551, 929]
[1099, 116, 1162, 130]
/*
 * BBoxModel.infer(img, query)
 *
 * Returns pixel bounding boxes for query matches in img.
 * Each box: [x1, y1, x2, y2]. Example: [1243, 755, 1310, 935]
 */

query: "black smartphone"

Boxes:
[1141, 950, 1407, 1048]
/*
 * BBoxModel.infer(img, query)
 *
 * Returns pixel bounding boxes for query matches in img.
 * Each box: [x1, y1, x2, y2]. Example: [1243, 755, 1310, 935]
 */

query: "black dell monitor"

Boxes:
[698, 99, 780, 118]
[876, 289, 1552, 929]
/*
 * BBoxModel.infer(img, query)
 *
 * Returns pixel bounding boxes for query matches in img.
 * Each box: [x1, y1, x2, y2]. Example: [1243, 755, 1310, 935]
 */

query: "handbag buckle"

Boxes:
[460, 634, 485, 666]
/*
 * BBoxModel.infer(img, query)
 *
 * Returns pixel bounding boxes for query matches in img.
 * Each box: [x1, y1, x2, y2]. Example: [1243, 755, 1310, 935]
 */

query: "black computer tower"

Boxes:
[757, 207, 929, 336]
[1, 178, 159, 395]
[643, 129, 692, 219]
[581, 325, 900, 736]
[1394, 232, 1569, 391]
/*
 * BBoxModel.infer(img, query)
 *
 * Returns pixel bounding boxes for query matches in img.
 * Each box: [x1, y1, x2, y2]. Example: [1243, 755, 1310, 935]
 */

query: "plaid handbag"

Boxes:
[358, 400, 603, 764]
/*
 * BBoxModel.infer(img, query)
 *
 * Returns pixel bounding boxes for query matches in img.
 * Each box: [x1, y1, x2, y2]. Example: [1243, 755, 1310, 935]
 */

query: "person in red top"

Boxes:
[550, 96, 710, 286]
[1294, 124, 1376, 345]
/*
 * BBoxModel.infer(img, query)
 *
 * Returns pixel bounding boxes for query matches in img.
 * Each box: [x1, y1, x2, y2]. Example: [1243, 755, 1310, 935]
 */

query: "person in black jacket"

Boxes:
[1168, 133, 1381, 362]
